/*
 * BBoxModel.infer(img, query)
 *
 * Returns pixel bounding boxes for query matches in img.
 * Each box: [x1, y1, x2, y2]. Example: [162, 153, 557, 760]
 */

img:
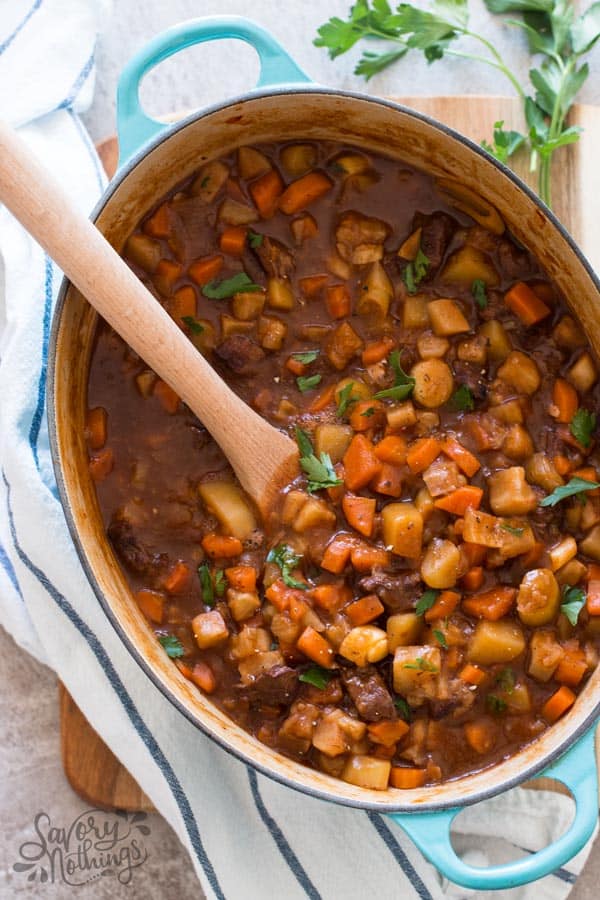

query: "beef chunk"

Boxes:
[244, 665, 299, 706]
[108, 518, 167, 577]
[452, 360, 488, 402]
[336, 211, 389, 264]
[358, 568, 421, 610]
[215, 335, 265, 376]
[497, 239, 533, 281]
[413, 212, 456, 272]
[342, 666, 395, 721]
[253, 236, 295, 279]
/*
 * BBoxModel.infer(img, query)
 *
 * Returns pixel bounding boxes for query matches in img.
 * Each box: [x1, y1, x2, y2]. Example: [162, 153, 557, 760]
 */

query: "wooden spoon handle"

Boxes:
[0, 120, 297, 511]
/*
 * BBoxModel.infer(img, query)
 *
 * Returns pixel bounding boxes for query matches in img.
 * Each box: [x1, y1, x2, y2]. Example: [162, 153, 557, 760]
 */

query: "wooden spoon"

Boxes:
[0, 121, 299, 517]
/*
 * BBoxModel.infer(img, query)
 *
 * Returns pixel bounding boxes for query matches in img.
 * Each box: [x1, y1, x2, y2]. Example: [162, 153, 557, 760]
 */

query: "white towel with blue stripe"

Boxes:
[0, 2, 597, 898]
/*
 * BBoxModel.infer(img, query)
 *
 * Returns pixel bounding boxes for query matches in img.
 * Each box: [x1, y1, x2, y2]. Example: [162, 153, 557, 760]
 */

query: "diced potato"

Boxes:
[549, 536, 578, 572]
[555, 558, 587, 587]
[281, 490, 309, 525]
[517, 569, 560, 626]
[528, 630, 563, 682]
[457, 335, 487, 365]
[280, 143, 317, 176]
[411, 359, 454, 408]
[136, 370, 156, 397]
[581, 497, 600, 531]
[479, 319, 512, 360]
[502, 424, 534, 460]
[463, 507, 504, 548]
[422, 458, 465, 497]
[220, 314, 255, 338]
[441, 245, 499, 286]
[386, 402, 417, 430]
[229, 626, 271, 659]
[124, 234, 162, 273]
[342, 755, 391, 790]
[293, 496, 336, 532]
[403, 295, 430, 329]
[327, 251, 352, 281]
[198, 481, 257, 540]
[335, 153, 371, 175]
[238, 650, 284, 684]
[427, 298, 470, 336]
[417, 333, 450, 359]
[270, 613, 302, 646]
[567, 352, 597, 393]
[267, 277, 295, 310]
[218, 197, 258, 225]
[398, 226, 422, 261]
[357, 261, 394, 317]
[497, 521, 536, 560]
[415, 411, 440, 434]
[420, 538, 461, 588]
[387, 612, 423, 650]
[189, 318, 217, 355]
[339, 626, 389, 666]
[192, 610, 229, 649]
[436, 179, 505, 234]
[258, 315, 287, 350]
[505, 682, 532, 713]
[314, 424, 353, 464]
[334, 378, 371, 405]
[312, 715, 349, 758]
[325, 321, 363, 370]
[191, 160, 229, 202]
[393, 645, 441, 696]
[489, 399, 525, 425]
[497, 351, 541, 395]
[553, 315, 585, 350]
[467, 620, 526, 665]
[580, 525, 600, 561]
[382, 503, 423, 559]
[237, 146, 271, 179]
[414, 486, 435, 520]
[525, 453, 564, 492]
[227, 589, 261, 622]
[232, 291, 266, 320]
[488, 467, 537, 516]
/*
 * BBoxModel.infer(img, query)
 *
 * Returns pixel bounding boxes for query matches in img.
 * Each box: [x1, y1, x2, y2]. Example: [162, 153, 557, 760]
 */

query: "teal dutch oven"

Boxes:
[48, 16, 600, 892]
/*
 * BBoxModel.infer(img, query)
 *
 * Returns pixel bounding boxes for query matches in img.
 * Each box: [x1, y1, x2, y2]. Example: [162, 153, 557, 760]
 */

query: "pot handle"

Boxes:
[116, 16, 311, 164]
[387, 724, 598, 890]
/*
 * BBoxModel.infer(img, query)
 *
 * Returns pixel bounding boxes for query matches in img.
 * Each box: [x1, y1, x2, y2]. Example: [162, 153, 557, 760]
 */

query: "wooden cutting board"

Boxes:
[61, 95, 600, 811]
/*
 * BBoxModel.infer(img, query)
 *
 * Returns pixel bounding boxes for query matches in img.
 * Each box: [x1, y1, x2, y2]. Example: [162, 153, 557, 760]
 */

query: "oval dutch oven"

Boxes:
[48, 16, 600, 890]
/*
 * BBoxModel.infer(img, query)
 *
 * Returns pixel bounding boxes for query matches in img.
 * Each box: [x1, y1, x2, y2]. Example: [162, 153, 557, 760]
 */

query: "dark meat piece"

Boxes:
[214, 335, 265, 376]
[342, 666, 395, 721]
[497, 239, 533, 281]
[108, 518, 167, 577]
[253, 235, 295, 279]
[452, 360, 488, 402]
[243, 665, 299, 706]
[336, 211, 389, 264]
[413, 212, 456, 272]
[358, 568, 421, 610]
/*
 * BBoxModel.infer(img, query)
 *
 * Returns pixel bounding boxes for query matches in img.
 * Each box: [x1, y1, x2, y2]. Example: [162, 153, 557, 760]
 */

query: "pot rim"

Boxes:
[48, 84, 600, 813]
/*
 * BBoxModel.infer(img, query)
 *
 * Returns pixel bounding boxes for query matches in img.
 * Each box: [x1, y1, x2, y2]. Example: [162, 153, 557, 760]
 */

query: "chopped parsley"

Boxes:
[495, 668, 515, 694]
[200, 175, 210, 189]
[402, 246, 429, 294]
[158, 634, 185, 659]
[198, 564, 216, 606]
[540, 477, 600, 507]
[403, 657, 438, 673]
[373, 350, 415, 401]
[214, 569, 226, 597]
[267, 543, 308, 591]
[291, 349, 320, 365]
[433, 629, 448, 649]
[394, 696, 412, 722]
[570, 408, 596, 448]
[500, 523, 524, 537]
[561, 584, 587, 626]
[471, 278, 488, 309]
[202, 272, 262, 299]
[361, 406, 376, 418]
[248, 230, 264, 248]
[295, 426, 343, 494]
[487, 694, 508, 714]
[449, 384, 475, 412]
[336, 381, 358, 417]
[181, 316, 204, 335]
[299, 665, 334, 689]
[297, 373, 322, 393]
[415, 589, 439, 617]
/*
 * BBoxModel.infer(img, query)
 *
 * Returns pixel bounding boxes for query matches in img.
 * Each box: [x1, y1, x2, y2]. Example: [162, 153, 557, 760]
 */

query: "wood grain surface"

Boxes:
[60, 95, 599, 811]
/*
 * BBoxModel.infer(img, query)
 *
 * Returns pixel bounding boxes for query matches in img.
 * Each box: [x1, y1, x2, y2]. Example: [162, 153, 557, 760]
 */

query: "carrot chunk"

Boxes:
[406, 437, 441, 474]
[343, 434, 382, 491]
[462, 566, 484, 592]
[299, 274, 329, 298]
[555, 649, 587, 687]
[374, 435, 407, 466]
[342, 493, 376, 537]
[312, 582, 352, 612]
[85, 407, 107, 450]
[135, 588, 165, 623]
[462, 586, 517, 621]
[309, 383, 336, 413]
[464, 720, 495, 754]
[541, 685, 576, 723]
[370, 462, 403, 498]
[552, 378, 579, 423]
[279, 172, 333, 215]
[424, 590, 461, 623]
[201, 533, 243, 558]
[346, 594, 385, 626]
[189, 661, 217, 694]
[505, 280, 551, 326]
[351, 544, 391, 572]
[164, 561, 192, 595]
[154, 258, 183, 293]
[153, 379, 180, 414]
[368, 719, 410, 747]
[250, 168, 284, 217]
[225, 565, 257, 592]
[297, 626, 336, 667]
[326, 284, 351, 319]
[219, 225, 247, 257]
[362, 338, 395, 366]
[458, 663, 486, 686]
[170, 285, 197, 322]
[441, 436, 481, 477]
[434, 485, 484, 516]
[188, 254, 224, 285]
[89, 448, 114, 481]
[586, 564, 600, 615]
[143, 203, 170, 238]
[321, 535, 355, 574]
[390, 767, 427, 789]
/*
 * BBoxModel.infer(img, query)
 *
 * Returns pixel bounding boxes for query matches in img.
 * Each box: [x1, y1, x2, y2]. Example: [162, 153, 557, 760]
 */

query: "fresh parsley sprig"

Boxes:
[315, 0, 600, 207]
[561, 584, 586, 625]
[158, 634, 185, 659]
[373, 350, 416, 401]
[202, 272, 262, 299]
[296, 427, 344, 493]
[539, 475, 600, 506]
[402, 246, 430, 294]
[267, 543, 308, 590]
[570, 408, 596, 448]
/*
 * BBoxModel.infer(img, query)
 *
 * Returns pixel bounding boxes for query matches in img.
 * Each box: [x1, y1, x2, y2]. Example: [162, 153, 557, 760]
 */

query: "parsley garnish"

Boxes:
[248, 230, 264, 248]
[500, 523, 524, 537]
[158, 634, 185, 659]
[394, 696, 413, 722]
[402, 246, 429, 294]
[449, 384, 475, 412]
[471, 278, 488, 309]
[415, 589, 439, 617]
[487, 694, 508, 714]
[495, 667, 515, 693]
[361, 406, 375, 418]
[336, 381, 358, 417]
[202, 273, 262, 299]
[433, 628, 448, 649]
[561, 584, 586, 626]
[200, 175, 210, 189]
[295, 427, 343, 493]
[198, 564, 215, 606]
[297, 374, 322, 393]
[481, 121, 526, 165]
[570, 408, 596, 448]
[403, 657, 438, 672]
[299, 665, 334, 689]
[540, 476, 600, 507]
[374, 350, 416, 401]
[182, 316, 204, 335]
[214, 569, 226, 597]
[267, 543, 308, 590]
[292, 349, 320, 365]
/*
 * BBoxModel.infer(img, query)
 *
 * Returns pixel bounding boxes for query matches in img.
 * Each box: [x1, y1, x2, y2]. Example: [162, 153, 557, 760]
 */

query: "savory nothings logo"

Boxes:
[12, 809, 150, 886]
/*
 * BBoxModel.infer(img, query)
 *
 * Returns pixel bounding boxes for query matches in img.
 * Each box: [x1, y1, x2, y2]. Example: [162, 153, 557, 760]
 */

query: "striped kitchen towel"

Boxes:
[0, 2, 596, 898]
